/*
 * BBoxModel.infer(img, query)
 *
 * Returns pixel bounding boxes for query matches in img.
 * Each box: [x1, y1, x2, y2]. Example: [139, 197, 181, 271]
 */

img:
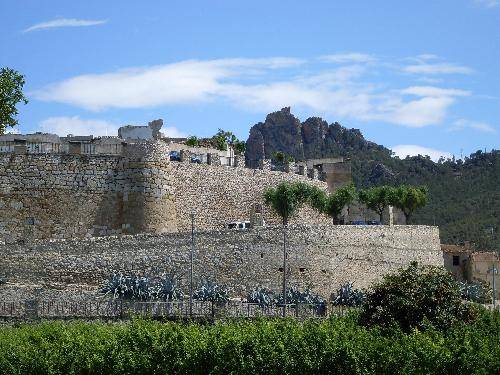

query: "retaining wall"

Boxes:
[0, 225, 442, 301]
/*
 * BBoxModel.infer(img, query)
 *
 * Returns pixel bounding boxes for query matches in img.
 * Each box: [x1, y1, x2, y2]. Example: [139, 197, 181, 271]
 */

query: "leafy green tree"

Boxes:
[263, 181, 312, 226]
[0, 67, 28, 134]
[212, 129, 246, 154]
[234, 139, 246, 155]
[392, 185, 428, 224]
[272, 150, 294, 165]
[359, 262, 479, 332]
[309, 183, 357, 224]
[185, 136, 199, 147]
[358, 185, 396, 223]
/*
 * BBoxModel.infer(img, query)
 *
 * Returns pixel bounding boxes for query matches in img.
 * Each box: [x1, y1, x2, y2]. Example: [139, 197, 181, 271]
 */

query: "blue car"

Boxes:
[350, 220, 367, 225]
[191, 156, 202, 164]
[169, 151, 181, 161]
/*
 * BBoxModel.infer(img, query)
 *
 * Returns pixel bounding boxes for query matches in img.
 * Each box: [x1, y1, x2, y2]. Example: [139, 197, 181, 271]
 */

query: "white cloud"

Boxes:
[402, 63, 473, 75]
[415, 54, 439, 61]
[449, 119, 496, 133]
[162, 126, 187, 138]
[24, 18, 107, 33]
[391, 144, 453, 161]
[38, 116, 186, 138]
[475, 0, 499, 8]
[319, 53, 376, 64]
[374, 96, 456, 127]
[4, 128, 20, 134]
[33, 58, 304, 111]
[39, 116, 119, 136]
[33, 56, 472, 128]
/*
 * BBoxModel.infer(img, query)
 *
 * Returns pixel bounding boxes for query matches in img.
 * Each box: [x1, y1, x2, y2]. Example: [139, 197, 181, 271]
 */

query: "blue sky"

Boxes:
[1, 0, 499, 160]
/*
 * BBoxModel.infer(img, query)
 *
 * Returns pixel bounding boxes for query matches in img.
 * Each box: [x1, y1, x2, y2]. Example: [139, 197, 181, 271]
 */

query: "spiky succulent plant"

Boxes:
[332, 282, 365, 307]
[193, 280, 229, 305]
[247, 287, 275, 307]
[276, 287, 326, 311]
[459, 281, 492, 304]
[149, 273, 182, 301]
[100, 272, 152, 300]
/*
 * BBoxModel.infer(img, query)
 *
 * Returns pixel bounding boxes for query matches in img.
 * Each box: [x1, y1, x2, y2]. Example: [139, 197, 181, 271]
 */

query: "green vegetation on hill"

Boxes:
[246, 108, 499, 252]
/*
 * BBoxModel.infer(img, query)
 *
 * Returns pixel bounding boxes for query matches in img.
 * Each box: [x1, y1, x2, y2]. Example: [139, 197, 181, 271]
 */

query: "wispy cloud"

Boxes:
[24, 18, 107, 33]
[402, 62, 473, 75]
[319, 53, 376, 64]
[391, 144, 453, 161]
[39, 116, 186, 137]
[474, 0, 500, 8]
[400, 86, 470, 97]
[449, 119, 496, 133]
[33, 55, 472, 128]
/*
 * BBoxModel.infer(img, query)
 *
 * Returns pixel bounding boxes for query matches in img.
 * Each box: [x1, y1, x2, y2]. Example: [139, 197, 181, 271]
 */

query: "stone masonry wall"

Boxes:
[0, 142, 177, 243]
[0, 141, 330, 243]
[169, 163, 329, 232]
[0, 225, 442, 301]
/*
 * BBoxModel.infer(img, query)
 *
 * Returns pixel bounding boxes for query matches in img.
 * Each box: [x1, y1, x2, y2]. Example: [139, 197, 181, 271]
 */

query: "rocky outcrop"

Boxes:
[245, 107, 305, 167]
[245, 108, 379, 166]
[368, 163, 396, 185]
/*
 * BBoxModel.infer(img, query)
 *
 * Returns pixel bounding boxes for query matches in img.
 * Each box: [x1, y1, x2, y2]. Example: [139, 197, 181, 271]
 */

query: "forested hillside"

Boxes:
[246, 108, 499, 251]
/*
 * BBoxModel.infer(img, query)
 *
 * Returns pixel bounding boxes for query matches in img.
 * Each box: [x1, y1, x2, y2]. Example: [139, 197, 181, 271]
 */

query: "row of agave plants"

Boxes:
[100, 272, 367, 307]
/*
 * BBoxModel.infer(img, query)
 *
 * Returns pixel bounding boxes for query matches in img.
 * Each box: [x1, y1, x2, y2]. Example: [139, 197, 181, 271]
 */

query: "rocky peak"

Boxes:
[245, 108, 376, 166]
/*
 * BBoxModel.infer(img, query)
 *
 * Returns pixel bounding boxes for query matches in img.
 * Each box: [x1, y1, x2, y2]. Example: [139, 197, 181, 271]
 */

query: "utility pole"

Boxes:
[282, 224, 287, 317]
[489, 262, 497, 307]
[190, 212, 195, 318]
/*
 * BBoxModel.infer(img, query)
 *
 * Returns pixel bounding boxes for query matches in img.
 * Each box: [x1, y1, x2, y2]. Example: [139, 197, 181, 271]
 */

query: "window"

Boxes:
[452, 255, 460, 266]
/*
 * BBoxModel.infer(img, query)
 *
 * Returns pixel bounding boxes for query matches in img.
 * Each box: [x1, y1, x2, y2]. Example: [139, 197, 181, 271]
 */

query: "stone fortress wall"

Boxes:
[0, 119, 443, 302]
[0, 225, 442, 300]
[0, 137, 330, 244]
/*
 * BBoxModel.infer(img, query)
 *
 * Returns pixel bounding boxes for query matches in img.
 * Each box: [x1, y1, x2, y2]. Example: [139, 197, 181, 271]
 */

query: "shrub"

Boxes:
[0, 311, 498, 374]
[332, 282, 365, 307]
[193, 280, 229, 305]
[359, 262, 478, 331]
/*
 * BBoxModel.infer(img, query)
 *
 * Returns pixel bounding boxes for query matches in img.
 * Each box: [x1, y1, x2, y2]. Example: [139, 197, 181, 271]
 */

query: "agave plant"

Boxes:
[247, 287, 275, 307]
[459, 281, 492, 304]
[100, 272, 152, 300]
[276, 287, 326, 309]
[150, 273, 182, 301]
[332, 282, 365, 307]
[193, 280, 229, 305]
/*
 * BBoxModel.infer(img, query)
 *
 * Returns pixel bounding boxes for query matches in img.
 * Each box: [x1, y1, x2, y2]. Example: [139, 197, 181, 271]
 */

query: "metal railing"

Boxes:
[0, 299, 351, 321]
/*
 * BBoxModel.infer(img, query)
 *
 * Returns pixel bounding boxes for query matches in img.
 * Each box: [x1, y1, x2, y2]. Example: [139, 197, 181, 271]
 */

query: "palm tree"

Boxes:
[263, 181, 312, 316]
